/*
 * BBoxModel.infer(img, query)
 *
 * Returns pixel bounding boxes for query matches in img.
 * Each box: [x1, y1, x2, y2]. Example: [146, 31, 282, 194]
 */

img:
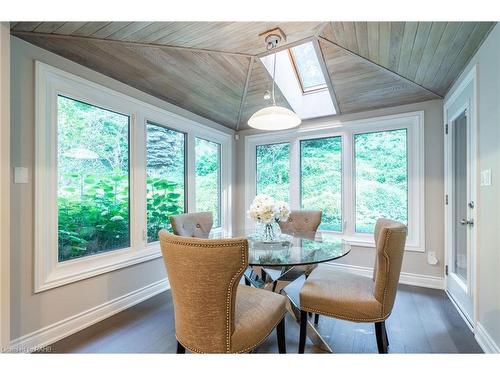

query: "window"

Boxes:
[35, 62, 232, 292]
[256, 143, 290, 202]
[260, 42, 336, 119]
[289, 42, 327, 93]
[195, 138, 221, 227]
[246, 112, 423, 251]
[300, 137, 342, 231]
[354, 129, 408, 233]
[57, 95, 130, 262]
[146, 123, 186, 242]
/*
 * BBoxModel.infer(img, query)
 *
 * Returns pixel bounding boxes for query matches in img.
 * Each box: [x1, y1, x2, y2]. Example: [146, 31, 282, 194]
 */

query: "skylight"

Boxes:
[260, 42, 336, 119]
[289, 42, 327, 93]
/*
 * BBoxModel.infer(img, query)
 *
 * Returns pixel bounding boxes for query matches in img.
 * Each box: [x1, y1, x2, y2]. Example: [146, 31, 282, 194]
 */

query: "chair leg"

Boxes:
[272, 280, 278, 292]
[298, 310, 308, 354]
[176, 341, 186, 354]
[276, 317, 286, 354]
[314, 313, 319, 325]
[383, 323, 389, 347]
[375, 321, 388, 354]
[244, 277, 251, 286]
[261, 268, 267, 282]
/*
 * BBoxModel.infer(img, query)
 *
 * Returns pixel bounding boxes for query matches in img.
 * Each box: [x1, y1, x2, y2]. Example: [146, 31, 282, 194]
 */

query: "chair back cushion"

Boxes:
[373, 218, 407, 316]
[278, 210, 322, 233]
[159, 230, 248, 353]
[170, 212, 213, 238]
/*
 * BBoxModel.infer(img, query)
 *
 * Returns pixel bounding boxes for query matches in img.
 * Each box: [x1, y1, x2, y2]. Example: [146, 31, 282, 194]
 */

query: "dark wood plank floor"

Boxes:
[45, 284, 482, 354]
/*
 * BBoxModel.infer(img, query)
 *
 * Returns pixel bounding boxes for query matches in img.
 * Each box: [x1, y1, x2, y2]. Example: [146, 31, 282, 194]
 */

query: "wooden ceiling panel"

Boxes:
[238, 59, 292, 130]
[319, 39, 440, 114]
[10, 22, 495, 130]
[15, 33, 250, 129]
[17, 22, 324, 55]
[321, 21, 495, 96]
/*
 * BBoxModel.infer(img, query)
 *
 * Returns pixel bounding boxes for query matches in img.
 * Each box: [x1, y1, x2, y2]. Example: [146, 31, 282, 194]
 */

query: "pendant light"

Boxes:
[247, 34, 301, 130]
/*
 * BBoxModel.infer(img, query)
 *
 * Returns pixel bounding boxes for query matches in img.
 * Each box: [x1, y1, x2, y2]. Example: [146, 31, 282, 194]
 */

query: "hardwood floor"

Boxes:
[44, 284, 482, 354]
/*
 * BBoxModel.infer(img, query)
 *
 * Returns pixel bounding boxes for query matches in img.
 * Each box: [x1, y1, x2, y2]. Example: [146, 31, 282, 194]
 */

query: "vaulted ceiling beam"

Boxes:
[236, 57, 254, 131]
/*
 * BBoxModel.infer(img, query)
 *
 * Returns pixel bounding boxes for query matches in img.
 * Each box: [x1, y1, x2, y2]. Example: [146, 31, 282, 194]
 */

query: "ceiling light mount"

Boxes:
[248, 28, 301, 131]
[265, 34, 281, 50]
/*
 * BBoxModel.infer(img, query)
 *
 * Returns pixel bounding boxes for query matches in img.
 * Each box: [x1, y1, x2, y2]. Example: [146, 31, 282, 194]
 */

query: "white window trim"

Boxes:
[244, 111, 425, 252]
[35, 62, 232, 293]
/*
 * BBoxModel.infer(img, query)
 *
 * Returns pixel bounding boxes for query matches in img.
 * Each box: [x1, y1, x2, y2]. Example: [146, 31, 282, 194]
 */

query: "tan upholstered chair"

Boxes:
[278, 210, 322, 234]
[170, 212, 213, 238]
[298, 218, 407, 353]
[159, 230, 287, 353]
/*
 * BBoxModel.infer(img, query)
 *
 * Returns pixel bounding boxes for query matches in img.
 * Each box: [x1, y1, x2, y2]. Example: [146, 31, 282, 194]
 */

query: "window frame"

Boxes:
[299, 135, 343, 232]
[244, 111, 424, 252]
[288, 47, 328, 94]
[146, 121, 188, 242]
[35, 62, 233, 292]
[195, 136, 222, 228]
[255, 141, 291, 203]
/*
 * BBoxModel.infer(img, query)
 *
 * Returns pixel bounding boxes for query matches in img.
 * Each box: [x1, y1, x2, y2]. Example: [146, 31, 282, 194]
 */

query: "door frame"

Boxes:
[0, 22, 11, 351]
[443, 65, 478, 329]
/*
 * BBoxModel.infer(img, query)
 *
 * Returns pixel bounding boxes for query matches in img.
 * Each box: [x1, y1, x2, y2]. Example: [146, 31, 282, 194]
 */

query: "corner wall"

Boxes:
[9, 36, 234, 346]
[445, 23, 500, 353]
[235, 99, 445, 282]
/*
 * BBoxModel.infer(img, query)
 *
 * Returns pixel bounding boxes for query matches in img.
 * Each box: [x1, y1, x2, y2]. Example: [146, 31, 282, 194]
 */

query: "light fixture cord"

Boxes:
[272, 50, 276, 105]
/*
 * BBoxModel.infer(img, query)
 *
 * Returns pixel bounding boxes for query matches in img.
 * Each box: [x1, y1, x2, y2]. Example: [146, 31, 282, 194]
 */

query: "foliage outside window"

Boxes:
[57, 95, 130, 262]
[354, 129, 408, 233]
[256, 143, 290, 203]
[195, 138, 221, 227]
[300, 136, 342, 231]
[146, 123, 186, 242]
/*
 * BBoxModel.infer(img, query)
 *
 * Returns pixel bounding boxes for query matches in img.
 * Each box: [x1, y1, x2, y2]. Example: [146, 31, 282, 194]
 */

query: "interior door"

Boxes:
[446, 108, 475, 326]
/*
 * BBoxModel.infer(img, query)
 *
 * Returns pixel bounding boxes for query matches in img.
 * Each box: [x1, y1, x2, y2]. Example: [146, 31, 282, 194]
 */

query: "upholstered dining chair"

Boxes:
[159, 230, 287, 353]
[170, 212, 213, 238]
[278, 210, 322, 234]
[298, 218, 407, 354]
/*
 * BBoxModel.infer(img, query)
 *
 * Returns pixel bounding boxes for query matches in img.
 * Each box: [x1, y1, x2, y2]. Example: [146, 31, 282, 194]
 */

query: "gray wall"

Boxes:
[10, 36, 234, 341]
[235, 99, 445, 278]
[445, 23, 500, 350]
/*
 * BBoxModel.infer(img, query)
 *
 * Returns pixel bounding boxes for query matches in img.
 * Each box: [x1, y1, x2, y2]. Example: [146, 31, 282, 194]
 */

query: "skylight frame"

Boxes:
[288, 47, 328, 95]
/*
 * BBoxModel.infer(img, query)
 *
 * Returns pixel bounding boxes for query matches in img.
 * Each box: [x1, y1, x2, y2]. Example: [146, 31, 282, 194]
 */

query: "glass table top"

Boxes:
[211, 230, 351, 267]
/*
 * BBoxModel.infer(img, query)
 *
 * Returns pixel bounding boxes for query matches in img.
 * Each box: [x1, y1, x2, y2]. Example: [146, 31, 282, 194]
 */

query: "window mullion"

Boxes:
[186, 133, 196, 213]
[289, 139, 300, 210]
[133, 112, 147, 249]
[343, 131, 355, 236]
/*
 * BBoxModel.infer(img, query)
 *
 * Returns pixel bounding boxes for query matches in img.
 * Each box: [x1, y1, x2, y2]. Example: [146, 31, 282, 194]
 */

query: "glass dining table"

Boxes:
[211, 229, 351, 353]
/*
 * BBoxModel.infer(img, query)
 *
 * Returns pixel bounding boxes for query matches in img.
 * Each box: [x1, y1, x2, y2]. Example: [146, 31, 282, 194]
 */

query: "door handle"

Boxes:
[460, 219, 474, 226]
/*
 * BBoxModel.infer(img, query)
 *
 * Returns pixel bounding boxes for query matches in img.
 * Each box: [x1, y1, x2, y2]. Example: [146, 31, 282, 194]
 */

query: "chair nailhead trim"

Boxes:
[162, 236, 248, 353]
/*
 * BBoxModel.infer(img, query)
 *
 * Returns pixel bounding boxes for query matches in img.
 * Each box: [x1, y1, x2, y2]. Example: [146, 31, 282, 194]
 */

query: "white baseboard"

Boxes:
[9, 278, 170, 353]
[325, 262, 445, 290]
[475, 322, 500, 353]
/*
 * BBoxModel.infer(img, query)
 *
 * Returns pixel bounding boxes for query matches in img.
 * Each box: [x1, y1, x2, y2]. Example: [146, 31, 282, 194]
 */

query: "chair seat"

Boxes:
[299, 267, 384, 322]
[231, 285, 286, 353]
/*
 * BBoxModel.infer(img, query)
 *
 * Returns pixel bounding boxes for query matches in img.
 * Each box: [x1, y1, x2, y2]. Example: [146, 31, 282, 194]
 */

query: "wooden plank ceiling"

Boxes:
[10, 22, 495, 130]
[320, 22, 494, 97]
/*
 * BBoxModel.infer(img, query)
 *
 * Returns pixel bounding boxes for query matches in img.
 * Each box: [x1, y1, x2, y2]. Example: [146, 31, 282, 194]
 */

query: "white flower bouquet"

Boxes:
[247, 195, 290, 241]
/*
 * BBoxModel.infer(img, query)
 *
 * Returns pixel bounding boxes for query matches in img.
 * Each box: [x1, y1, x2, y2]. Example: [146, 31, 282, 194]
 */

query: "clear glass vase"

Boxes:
[257, 221, 282, 242]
